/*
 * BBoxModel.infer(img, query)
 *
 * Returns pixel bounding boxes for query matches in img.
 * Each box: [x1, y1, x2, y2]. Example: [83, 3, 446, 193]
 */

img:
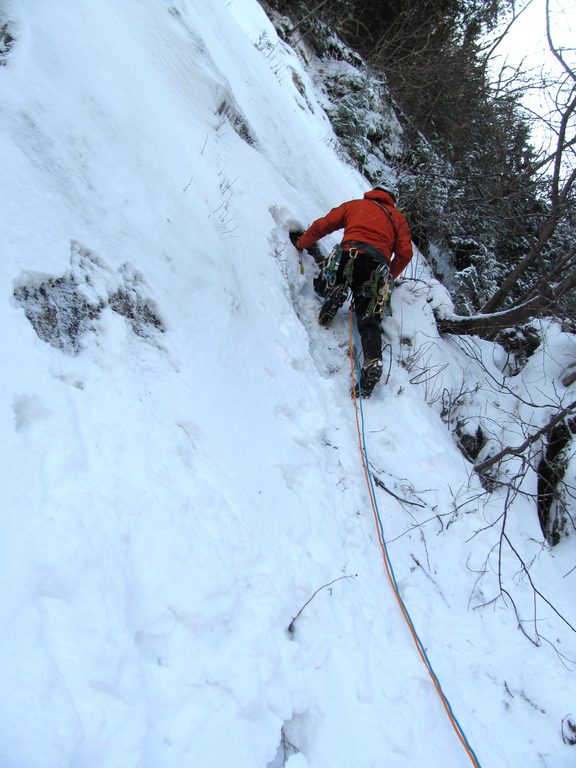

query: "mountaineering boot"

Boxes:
[354, 358, 383, 398]
[318, 285, 348, 327]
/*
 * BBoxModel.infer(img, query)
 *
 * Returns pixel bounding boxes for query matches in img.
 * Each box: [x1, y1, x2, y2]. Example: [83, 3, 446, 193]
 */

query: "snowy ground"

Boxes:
[1, 1, 575, 767]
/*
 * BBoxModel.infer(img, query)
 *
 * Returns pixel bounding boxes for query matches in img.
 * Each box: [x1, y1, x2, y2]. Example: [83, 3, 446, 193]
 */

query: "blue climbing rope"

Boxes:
[351, 317, 483, 768]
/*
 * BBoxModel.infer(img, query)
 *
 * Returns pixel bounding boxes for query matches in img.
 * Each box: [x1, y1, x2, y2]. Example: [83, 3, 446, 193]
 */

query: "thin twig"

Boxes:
[371, 473, 426, 507]
[287, 574, 356, 635]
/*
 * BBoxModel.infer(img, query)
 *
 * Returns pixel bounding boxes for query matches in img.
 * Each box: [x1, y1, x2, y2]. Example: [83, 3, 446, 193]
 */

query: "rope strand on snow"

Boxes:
[348, 313, 483, 768]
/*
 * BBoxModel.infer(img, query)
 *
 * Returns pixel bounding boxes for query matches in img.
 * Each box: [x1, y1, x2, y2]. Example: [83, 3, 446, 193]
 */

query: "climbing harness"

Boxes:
[319, 243, 392, 329]
[348, 313, 483, 768]
[323, 244, 392, 312]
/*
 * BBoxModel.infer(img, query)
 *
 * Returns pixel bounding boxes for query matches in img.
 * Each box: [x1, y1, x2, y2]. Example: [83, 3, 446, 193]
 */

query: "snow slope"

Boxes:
[1, 1, 575, 766]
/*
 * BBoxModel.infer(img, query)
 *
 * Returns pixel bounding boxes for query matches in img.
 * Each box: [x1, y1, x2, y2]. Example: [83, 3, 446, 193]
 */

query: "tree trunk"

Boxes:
[435, 295, 546, 338]
[537, 416, 576, 545]
[479, 213, 559, 314]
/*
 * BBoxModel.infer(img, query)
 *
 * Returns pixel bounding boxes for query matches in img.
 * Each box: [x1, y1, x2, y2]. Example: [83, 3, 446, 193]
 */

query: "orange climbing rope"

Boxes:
[348, 312, 482, 768]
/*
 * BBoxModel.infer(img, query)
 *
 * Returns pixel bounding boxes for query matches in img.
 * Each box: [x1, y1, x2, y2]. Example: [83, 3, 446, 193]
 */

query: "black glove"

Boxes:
[289, 230, 304, 249]
[306, 242, 324, 266]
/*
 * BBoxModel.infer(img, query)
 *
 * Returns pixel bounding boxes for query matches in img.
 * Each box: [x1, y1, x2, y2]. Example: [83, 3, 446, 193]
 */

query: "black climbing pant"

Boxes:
[331, 248, 388, 362]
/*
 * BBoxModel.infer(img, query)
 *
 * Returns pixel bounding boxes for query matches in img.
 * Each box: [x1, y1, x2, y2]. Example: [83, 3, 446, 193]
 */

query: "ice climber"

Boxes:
[292, 184, 413, 398]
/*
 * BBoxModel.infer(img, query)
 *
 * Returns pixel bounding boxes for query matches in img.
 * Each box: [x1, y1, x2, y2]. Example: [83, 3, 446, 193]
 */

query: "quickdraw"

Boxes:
[365, 265, 392, 318]
[323, 244, 359, 288]
[323, 244, 344, 288]
[342, 247, 359, 286]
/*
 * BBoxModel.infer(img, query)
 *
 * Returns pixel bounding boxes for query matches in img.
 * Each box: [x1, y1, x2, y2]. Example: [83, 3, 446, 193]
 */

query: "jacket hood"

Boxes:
[364, 189, 395, 207]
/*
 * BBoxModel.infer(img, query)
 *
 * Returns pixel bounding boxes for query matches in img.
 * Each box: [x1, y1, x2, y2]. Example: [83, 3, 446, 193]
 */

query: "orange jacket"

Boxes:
[296, 189, 413, 279]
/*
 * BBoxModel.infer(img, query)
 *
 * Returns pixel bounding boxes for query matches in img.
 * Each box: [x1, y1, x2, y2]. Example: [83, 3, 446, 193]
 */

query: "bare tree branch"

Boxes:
[474, 400, 576, 473]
